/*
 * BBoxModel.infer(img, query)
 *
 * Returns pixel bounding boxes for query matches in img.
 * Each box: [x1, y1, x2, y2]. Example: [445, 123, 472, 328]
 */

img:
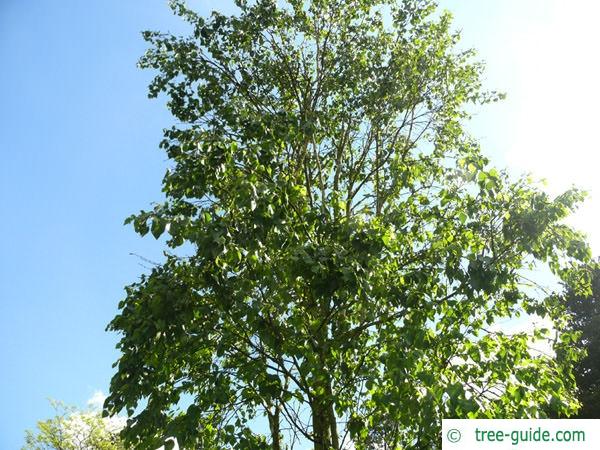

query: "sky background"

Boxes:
[0, 0, 598, 448]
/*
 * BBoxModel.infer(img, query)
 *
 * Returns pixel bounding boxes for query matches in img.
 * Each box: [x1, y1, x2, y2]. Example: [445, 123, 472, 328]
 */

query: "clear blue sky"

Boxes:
[0, 1, 183, 446]
[1, 0, 597, 448]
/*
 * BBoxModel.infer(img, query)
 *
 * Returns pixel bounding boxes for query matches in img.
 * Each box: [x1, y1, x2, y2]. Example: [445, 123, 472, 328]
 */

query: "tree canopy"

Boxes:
[24, 401, 126, 450]
[104, 0, 592, 448]
[564, 265, 600, 418]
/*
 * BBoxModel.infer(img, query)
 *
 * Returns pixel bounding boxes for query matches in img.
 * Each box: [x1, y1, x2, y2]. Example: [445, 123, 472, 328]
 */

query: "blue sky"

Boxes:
[0, 1, 180, 445]
[0, 0, 598, 448]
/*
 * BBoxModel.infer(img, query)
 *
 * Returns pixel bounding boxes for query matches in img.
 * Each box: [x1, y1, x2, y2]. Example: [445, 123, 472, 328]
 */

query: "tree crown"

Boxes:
[105, 1, 592, 448]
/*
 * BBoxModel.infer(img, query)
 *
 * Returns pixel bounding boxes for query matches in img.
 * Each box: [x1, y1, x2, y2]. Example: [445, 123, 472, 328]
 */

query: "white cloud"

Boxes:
[501, 0, 600, 254]
[86, 390, 106, 411]
[443, 0, 600, 255]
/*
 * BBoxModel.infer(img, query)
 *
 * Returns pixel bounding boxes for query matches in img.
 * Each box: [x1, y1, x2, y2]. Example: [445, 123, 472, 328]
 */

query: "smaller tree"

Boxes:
[23, 400, 126, 450]
[565, 264, 600, 418]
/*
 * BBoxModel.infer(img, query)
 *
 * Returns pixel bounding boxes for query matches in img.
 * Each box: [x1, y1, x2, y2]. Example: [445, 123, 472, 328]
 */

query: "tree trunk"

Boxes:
[311, 296, 338, 450]
[267, 404, 282, 450]
[327, 383, 339, 450]
[311, 370, 339, 450]
[311, 399, 332, 450]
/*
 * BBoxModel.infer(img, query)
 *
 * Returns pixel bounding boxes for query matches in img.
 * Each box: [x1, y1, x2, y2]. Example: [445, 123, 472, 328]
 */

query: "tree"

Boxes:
[24, 400, 126, 450]
[565, 265, 600, 418]
[104, 0, 592, 448]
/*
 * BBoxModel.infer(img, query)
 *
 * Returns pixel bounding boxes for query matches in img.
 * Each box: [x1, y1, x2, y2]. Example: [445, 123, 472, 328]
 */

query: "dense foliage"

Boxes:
[565, 265, 600, 418]
[105, 0, 592, 448]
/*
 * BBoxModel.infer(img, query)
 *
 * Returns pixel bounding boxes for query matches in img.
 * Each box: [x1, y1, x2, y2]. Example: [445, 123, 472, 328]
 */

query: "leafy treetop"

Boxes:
[105, 0, 592, 448]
